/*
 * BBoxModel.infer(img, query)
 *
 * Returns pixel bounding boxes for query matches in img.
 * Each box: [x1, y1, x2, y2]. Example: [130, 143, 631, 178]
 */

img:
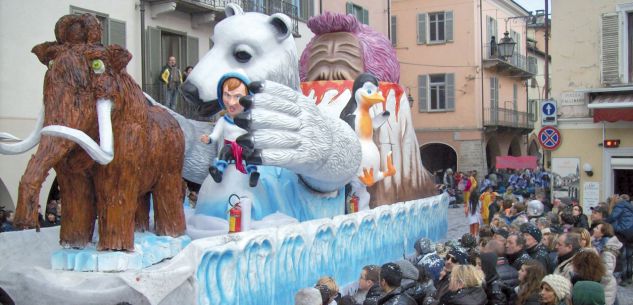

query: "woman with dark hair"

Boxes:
[571, 205, 589, 229]
[465, 190, 481, 236]
[516, 260, 546, 305]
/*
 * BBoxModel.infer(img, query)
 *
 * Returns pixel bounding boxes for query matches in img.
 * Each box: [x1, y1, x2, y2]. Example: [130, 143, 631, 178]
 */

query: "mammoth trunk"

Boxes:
[13, 137, 74, 229]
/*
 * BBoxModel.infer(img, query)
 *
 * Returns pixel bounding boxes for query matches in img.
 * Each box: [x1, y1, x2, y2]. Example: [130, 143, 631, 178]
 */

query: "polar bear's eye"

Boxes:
[234, 51, 252, 63]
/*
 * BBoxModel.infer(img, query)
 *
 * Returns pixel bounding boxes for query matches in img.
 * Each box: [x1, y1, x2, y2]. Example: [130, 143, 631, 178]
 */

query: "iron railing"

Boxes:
[189, 0, 299, 34]
[484, 43, 537, 75]
[484, 107, 534, 129]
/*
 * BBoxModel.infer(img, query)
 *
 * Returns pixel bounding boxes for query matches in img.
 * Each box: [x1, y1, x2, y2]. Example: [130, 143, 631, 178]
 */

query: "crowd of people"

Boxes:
[1, 197, 62, 232]
[294, 179, 633, 305]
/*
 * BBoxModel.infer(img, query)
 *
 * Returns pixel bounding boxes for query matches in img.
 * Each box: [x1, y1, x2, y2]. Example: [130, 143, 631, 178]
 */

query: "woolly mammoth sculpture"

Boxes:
[6, 14, 186, 251]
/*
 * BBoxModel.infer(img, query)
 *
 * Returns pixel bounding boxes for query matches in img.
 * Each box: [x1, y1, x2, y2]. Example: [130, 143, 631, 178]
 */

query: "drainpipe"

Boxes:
[387, 0, 391, 40]
[140, 0, 146, 91]
[544, 0, 549, 99]
[479, 0, 486, 172]
[319, 0, 322, 15]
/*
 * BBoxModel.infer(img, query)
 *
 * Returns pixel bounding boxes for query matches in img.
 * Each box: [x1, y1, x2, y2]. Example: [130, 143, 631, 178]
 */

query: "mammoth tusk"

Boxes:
[40, 98, 114, 165]
[0, 108, 44, 154]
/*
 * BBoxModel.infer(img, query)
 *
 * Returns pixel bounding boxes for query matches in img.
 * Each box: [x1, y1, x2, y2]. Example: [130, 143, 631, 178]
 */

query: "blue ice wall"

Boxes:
[195, 194, 448, 305]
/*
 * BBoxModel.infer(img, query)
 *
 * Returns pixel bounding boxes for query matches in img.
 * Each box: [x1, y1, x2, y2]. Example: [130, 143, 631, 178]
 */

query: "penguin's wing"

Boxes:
[342, 114, 356, 130]
[372, 111, 390, 129]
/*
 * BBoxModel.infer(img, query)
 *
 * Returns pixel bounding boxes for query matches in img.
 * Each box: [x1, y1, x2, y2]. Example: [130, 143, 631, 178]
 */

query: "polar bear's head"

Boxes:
[182, 4, 299, 114]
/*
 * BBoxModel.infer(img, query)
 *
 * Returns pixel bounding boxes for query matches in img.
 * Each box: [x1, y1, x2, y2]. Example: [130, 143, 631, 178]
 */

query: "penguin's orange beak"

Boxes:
[361, 91, 385, 106]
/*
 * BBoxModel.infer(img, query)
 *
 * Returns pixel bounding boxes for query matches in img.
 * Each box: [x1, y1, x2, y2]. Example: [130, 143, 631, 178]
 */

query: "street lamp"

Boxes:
[497, 31, 516, 60]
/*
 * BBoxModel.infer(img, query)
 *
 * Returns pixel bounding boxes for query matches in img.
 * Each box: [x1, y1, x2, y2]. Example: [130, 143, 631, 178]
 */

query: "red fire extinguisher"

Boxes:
[348, 194, 359, 213]
[228, 194, 242, 233]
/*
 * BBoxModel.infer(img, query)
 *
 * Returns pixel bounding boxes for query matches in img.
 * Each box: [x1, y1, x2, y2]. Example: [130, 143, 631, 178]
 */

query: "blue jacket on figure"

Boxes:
[608, 199, 633, 235]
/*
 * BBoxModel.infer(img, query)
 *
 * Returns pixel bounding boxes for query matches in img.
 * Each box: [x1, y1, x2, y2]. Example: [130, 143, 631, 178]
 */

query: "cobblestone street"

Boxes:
[442, 205, 633, 302]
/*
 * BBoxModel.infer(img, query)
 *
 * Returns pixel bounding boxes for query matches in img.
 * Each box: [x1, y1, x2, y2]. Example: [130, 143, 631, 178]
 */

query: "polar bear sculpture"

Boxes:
[181, 4, 361, 193]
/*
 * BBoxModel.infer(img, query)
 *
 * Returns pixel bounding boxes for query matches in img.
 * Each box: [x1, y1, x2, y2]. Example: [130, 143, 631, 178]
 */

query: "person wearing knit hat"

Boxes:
[521, 223, 542, 243]
[414, 238, 433, 256]
[519, 223, 553, 273]
[448, 248, 469, 265]
[572, 281, 605, 305]
[459, 233, 477, 250]
[540, 274, 571, 305]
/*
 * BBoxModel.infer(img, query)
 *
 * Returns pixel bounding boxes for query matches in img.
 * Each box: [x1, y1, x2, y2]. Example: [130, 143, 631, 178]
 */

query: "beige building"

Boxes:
[526, 11, 550, 159]
[0, 0, 317, 210]
[392, 0, 537, 177]
[550, 0, 633, 203]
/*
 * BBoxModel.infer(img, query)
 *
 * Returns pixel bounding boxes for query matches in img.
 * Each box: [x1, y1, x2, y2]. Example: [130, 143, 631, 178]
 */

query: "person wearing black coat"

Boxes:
[480, 252, 508, 305]
[572, 205, 589, 230]
[363, 283, 383, 305]
[376, 263, 417, 305]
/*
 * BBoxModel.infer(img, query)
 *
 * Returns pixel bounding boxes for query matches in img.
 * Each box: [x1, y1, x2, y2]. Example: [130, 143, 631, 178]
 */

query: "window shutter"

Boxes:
[186, 36, 199, 67]
[446, 73, 455, 111]
[417, 13, 426, 44]
[490, 77, 498, 108]
[528, 56, 538, 74]
[445, 11, 453, 42]
[362, 8, 368, 25]
[487, 16, 494, 42]
[109, 19, 126, 47]
[513, 83, 518, 110]
[391, 15, 397, 46]
[145, 27, 162, 97]
[418, 75, 428, 112]
[601, 13, 620, 84]
[346, 2, 353, 14]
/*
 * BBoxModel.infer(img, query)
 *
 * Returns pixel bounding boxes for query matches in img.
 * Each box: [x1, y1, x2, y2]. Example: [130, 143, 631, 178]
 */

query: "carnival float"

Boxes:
[0, 5, 447, 305]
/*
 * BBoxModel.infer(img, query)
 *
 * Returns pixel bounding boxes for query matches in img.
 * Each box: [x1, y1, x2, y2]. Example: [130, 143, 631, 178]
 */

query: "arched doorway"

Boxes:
[528, 139, 539, 156]
[420, 143, 457, 182]
[0, 178, 14, 210]
[486, 138, 501, 171]
[508, 137, 522, 156]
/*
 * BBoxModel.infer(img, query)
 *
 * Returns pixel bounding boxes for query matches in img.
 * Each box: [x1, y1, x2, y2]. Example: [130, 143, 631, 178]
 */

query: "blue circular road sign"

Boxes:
[542, 101, 556, 116]
[538, 126, 561, 150]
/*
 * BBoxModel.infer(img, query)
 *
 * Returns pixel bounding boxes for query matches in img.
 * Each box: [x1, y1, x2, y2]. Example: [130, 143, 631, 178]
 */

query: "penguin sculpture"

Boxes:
[341, 73, 396, 210]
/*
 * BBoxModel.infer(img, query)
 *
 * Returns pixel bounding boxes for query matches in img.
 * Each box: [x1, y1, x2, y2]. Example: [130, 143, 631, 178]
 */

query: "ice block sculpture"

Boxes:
[195, 194, 448, 305]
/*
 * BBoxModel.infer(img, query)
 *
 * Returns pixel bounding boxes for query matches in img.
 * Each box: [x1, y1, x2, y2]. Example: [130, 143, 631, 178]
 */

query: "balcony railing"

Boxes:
[241, 0, 299, 35]
[149, 0, 299, 35]
[483, 43, 537, 78]
[484, 107, 534, 130]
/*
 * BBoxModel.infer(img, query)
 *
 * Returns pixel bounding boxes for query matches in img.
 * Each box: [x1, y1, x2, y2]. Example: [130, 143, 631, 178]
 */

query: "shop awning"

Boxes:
[588, 93, 633, 122]
[495, 156, 537, 170]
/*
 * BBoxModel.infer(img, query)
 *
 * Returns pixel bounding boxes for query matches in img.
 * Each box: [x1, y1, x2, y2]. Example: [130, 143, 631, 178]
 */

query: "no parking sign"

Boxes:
[538, 126, 561, 150]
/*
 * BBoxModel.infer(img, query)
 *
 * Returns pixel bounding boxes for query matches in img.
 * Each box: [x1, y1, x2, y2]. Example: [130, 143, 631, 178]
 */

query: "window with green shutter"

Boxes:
[417, 13, 426, 44]
[426, 11, 453, 44]
[601, 13, 620, 84]
[418, 75, 428, 112]
[446, 73, 455, 110]
[419, 74, 454, 112]
[445, 11, 453, 42]
[391, 15, 397, 46]
[186, 36, 199, 67]
[109, 19, 126, 48]
[346, 2, 368, 25]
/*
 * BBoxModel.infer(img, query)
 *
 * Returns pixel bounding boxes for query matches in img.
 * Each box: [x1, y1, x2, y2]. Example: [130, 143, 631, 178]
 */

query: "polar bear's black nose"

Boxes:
[181, 81, 221, 117]
[181, 81, 204, 106]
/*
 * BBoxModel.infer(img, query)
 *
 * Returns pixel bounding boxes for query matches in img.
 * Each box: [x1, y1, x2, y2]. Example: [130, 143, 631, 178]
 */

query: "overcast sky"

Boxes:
[513, 0, 551, 13]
